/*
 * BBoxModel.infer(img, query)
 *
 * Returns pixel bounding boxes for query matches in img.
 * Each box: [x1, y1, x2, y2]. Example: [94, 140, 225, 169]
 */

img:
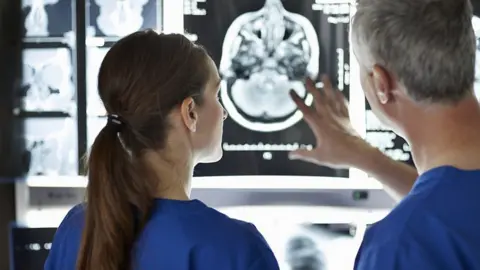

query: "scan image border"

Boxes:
[219, 2, 319, 133]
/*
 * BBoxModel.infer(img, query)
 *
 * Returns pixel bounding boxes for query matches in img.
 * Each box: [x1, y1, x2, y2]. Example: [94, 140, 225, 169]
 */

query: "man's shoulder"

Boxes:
[356, 189, 480, 269]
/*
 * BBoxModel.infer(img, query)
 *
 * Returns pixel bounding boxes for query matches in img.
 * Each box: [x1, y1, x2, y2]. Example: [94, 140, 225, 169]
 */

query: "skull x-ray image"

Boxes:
[219, 0, 318, 132]
[472, 15, 480, 99]
[21, 48, 75, 113]
[256, 223, 360, 270]
[87, 47, 109, 116]
[22, 0, 72, 37]
[88, 0, 160, 37]
[185, 0, 351, 178]
[25, 118, 78, 176]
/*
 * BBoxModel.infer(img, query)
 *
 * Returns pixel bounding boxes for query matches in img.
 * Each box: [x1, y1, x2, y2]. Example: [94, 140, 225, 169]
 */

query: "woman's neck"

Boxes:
[143, 151, 194, 201]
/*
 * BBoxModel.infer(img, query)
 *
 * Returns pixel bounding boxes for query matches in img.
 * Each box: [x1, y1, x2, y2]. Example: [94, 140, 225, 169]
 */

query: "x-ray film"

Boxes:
[87, 47, 109, 116]
[21, 48, 76, 113]
[89, 0, 160, 37]
[22, 0, 72, 38]
[24, 118, 78, 176]
[184, 0, 351, 177]
[256, 223, 360, 270]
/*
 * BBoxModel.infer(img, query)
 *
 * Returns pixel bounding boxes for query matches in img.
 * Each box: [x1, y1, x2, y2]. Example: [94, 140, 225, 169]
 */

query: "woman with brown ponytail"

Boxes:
[44, 30, 279, 270]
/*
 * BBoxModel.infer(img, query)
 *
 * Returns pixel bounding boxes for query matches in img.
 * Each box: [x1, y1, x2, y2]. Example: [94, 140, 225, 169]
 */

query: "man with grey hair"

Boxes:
[289, 0, 480, 269]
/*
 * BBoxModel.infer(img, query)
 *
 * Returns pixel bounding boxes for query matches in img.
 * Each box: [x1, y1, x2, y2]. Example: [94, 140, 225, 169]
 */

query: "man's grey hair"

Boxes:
[352, 0, 476, 103]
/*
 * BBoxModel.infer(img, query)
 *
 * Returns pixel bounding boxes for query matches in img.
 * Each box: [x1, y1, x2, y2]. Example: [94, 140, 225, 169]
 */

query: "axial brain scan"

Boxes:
[219, 0, 318, 132]
[473, 16, 480, 100]
[22, 48, 75, 112]
[25, 118, 77, 176]
[94, 0, 148, 36]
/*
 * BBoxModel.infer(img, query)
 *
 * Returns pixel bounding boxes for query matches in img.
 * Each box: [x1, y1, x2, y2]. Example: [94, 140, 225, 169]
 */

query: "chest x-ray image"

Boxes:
[22, 0, 72, 37]
[22, 48, 75, 113]
[185, 0, 351, 177]
[89, 0, 159, 37]
[256, 223, 361, 270]
[219, 0, 318, 132]
[472, 16, 480, 99]
[25, 118, 78, 176]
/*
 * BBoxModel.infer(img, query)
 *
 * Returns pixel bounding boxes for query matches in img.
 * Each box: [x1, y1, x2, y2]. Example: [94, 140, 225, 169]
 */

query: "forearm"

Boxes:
[350, 143, 418, 201]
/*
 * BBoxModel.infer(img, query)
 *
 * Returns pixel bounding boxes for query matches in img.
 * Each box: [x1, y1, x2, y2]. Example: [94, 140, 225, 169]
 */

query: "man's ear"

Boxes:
[180, 97, 198, 132]
[371, 64, 393, 105]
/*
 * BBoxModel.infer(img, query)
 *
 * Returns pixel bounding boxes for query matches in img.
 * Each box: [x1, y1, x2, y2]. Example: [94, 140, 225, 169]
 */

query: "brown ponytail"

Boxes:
[75, 30, 211, 270]
[76, 122, 154, 270]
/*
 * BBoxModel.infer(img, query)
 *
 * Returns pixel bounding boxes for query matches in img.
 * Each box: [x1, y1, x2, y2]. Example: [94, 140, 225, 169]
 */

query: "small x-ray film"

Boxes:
[22, 0, 73, 38]
[21, 48, 76, 113]
[256, 223, 361, 270]
[88, 0, 160, 37]
[24, 117, 78, 176]
[185, 0, 351, 177]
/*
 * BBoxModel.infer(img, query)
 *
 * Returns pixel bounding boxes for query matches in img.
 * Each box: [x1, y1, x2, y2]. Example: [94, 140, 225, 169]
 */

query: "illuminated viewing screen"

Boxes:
[184, 0, 353, 178]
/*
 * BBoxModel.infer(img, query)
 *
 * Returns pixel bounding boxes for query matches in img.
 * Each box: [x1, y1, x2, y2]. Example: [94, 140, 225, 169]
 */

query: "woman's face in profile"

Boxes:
[193, 57, 228, 163]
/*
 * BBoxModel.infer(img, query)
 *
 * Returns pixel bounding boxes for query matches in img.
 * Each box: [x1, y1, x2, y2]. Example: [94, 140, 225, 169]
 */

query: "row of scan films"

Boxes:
[21, 0, 480, 176]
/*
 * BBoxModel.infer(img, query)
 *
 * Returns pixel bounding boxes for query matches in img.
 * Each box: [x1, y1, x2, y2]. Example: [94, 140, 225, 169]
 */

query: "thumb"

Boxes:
[288, 149, 319, 163]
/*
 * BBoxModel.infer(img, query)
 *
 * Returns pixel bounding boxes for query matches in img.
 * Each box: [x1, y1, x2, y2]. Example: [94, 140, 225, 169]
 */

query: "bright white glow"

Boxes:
[25, 207, 72, 227]
[23, 205, 390, 228]
[26, 175, 383, 190]
[163, 0, 183, 34]
[218, 205, 389, 225]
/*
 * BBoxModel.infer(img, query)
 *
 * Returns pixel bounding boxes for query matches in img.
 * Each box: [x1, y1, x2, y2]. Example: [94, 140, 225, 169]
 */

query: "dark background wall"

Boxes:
[0, 0, 22, 268]
[0, 185, 15, 270]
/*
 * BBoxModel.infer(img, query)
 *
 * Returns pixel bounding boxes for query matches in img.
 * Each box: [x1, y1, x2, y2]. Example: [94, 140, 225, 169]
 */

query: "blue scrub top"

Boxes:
[355, 166, 480, 270]
[44, 199, 280, 270]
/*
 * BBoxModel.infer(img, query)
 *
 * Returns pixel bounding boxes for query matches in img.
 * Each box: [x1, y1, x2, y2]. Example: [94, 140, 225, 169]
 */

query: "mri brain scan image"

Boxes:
[473, 16, 480, 100]
[219, 0, 318, 132]
[22, 48, 75, 113]
[25, 118, 78, 176]
[94, 0, 148, 37]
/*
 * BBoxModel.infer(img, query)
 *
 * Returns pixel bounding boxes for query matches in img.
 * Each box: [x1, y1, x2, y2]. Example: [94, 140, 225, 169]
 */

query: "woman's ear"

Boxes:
[180, 97, 198, 132]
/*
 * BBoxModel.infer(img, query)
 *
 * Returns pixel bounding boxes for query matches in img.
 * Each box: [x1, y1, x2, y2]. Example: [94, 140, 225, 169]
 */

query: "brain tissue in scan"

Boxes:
[473, 16, 480, 100]
[22, 48, 75, 113]
[26, 118, 77, 176]
[219, 0, 319, 132]
[94, 0, 148, 36]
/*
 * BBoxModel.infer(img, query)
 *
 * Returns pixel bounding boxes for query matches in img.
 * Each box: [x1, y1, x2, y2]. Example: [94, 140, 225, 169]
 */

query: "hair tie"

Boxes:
[107, 114, 124, 132]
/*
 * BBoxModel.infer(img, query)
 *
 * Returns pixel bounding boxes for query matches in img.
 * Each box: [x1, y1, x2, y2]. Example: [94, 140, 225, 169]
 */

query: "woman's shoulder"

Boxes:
[174, 204, 280, 269]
